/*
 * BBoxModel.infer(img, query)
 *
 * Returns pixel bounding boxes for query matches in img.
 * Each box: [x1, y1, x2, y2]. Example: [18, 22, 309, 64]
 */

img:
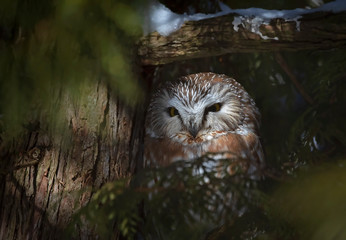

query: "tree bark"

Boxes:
[138, 11, 346, 65]
[0, 78, 145, 239]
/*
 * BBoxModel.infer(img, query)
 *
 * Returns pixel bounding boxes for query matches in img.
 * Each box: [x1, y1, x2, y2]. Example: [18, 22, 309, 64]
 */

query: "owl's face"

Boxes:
[146, 73, 259, 145]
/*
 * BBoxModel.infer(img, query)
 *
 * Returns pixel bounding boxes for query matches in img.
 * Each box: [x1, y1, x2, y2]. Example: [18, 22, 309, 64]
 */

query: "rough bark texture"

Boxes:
[138, 11, 346, 65]
[0, 78, 145, 239]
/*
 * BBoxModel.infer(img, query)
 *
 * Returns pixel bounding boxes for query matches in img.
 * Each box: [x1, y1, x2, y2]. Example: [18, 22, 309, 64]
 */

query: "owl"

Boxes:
[144, 72, 264, 175]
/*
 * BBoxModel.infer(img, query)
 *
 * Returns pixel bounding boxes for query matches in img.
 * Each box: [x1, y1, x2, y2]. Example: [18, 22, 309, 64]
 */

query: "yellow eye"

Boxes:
[206, 103, 221, 113]
[168, 107, 179, 117]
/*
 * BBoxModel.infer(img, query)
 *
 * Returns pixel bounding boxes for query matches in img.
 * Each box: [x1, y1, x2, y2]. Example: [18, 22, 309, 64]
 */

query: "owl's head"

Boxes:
[146, 73, 260, 144]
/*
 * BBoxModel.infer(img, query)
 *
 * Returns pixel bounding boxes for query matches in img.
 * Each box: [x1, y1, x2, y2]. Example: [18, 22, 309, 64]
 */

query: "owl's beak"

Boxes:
[187, 118, 201, 138]
[189, 127, 199, 138]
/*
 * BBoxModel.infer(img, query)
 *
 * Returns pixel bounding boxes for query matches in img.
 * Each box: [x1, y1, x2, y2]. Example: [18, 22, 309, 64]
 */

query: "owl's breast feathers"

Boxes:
[144, 130, 264, 171]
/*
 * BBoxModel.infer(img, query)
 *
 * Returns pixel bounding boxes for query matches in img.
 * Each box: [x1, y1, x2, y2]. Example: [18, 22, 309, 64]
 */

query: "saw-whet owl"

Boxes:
[144, 72, 264, 174]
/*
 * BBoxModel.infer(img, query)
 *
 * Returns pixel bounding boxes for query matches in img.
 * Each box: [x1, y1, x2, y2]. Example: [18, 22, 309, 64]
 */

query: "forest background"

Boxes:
[0, 0, 346, 239]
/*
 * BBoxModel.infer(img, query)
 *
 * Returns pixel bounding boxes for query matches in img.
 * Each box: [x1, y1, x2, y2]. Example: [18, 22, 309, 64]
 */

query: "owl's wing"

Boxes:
[235, 132, 265, 177]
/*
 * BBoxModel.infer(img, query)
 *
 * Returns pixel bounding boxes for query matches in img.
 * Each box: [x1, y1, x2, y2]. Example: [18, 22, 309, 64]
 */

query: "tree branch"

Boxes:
[138, 11, 346, 65]
[275, 53, 315, 105]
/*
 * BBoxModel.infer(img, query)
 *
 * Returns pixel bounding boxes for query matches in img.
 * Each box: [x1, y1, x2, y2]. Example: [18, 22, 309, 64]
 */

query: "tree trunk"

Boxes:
[0, 78, 145, 239]
[138, 11, 346, 65]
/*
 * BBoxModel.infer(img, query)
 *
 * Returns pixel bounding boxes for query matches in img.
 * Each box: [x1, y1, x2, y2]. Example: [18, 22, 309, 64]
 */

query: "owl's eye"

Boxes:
[168, 107, 179, 117]
[206, 103, 222, 113]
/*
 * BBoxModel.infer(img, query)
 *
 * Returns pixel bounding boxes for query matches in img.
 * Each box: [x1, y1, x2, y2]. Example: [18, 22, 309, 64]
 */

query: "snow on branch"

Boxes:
[138, 1, 346, 65]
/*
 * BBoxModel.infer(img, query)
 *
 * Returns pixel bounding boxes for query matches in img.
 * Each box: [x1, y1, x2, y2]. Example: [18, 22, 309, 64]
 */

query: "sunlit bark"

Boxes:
[0, 80, 145, 239]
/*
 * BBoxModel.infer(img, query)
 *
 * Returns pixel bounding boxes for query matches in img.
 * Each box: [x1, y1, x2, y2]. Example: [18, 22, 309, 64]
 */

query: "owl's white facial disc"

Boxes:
[146, 73, 259, 144]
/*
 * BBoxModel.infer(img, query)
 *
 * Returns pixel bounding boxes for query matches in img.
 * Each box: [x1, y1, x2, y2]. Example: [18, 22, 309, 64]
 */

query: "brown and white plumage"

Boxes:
[144, 72, 264, 174]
